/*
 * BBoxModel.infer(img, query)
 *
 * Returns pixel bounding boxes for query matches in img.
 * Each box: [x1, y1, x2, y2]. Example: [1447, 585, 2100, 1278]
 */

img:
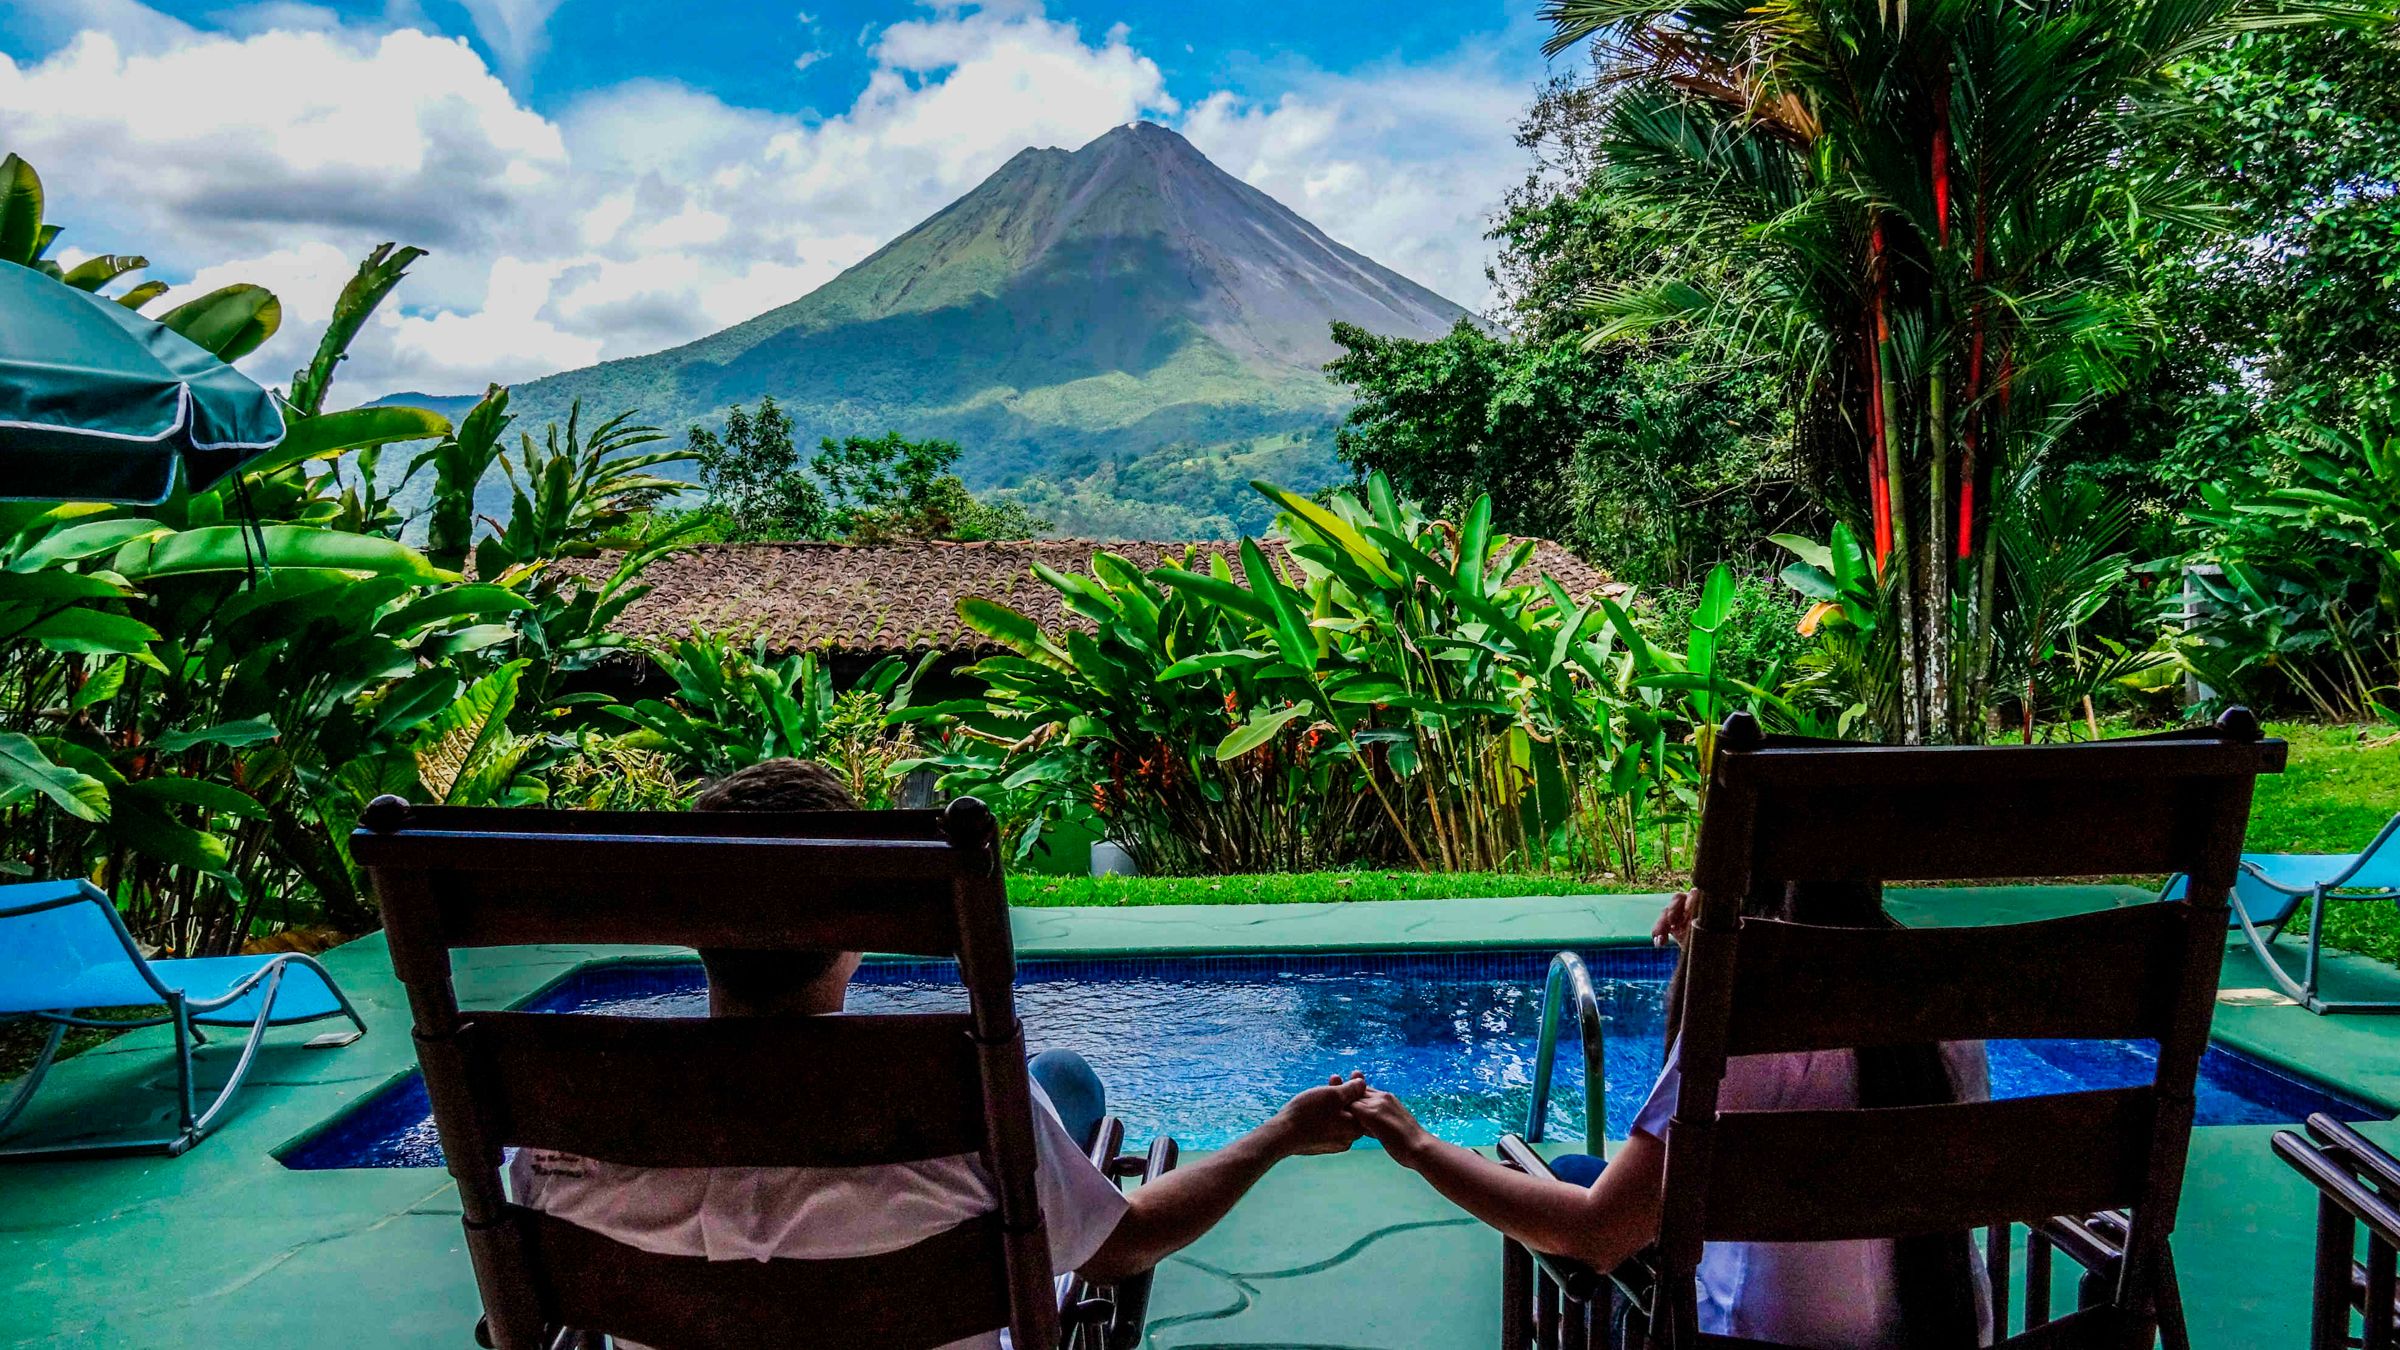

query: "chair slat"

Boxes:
[418, 869, 963, 956]
[465, 1011, 987, 1168]
[1724, 907, 2188, 1054]
[357, 826, 955, 879]
[519, 1205, 1012, 1350]
[1699, 1088, 2156, 1243]
[359, 830, 960, 880]
[1744, 776, 2241, 882]
[1736, 733, 2284, 788]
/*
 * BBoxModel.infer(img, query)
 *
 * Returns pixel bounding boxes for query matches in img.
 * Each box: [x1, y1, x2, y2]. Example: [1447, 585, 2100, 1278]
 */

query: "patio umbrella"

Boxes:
[0, 261, 285, 504]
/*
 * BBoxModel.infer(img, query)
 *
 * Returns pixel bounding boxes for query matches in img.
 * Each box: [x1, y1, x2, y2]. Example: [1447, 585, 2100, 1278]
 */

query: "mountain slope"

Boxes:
[503, 122, 1469, 531]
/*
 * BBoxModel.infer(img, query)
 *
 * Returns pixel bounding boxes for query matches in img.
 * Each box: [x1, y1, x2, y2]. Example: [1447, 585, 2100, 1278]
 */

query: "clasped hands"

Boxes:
[1264, 1070, 1431, 1165]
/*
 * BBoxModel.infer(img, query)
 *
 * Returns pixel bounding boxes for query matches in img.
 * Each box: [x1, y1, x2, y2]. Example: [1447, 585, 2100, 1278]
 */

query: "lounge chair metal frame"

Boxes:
[0, 879, 367, 1161]
[2274, 1112, 2400, 1350]
[1069, 1119, 1181, 1350]
[2165, 814, 2400, 1015]
[1495, 708, 2283, 1350]
[357, 794, 1172, 1350]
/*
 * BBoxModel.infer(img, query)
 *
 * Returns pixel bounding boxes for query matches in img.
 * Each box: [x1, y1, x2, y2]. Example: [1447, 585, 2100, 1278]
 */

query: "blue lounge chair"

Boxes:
[0, 880, 367, 1159]
[2163, 813, 2400, 1015]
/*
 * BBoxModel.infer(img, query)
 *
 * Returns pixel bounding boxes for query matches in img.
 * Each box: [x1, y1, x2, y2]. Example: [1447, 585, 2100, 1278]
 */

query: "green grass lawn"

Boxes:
[2247, 722, 2399, 965]
[1008, 869, 1643, 908]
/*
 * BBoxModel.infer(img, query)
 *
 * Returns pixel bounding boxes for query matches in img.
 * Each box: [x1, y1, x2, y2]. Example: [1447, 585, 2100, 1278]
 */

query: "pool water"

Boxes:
[282, 948, 2384, 1170]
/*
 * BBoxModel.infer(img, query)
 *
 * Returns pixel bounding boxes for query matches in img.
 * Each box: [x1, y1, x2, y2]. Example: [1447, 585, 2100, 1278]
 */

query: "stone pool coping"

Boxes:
[4, 887, 2400, 1348]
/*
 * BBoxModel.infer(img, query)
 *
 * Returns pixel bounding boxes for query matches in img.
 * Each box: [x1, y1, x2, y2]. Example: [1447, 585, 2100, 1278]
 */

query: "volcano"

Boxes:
[503, 121, 1471, 535]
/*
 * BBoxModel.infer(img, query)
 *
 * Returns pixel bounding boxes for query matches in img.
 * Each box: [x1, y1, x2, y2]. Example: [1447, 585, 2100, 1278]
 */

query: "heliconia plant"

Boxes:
[906, 474, 1794, 878]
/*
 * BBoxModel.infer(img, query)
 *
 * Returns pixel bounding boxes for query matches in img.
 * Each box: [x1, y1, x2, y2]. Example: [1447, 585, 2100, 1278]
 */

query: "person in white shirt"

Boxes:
[510, 758, 1367, 1350]
[1346, 881, 1994, 1350]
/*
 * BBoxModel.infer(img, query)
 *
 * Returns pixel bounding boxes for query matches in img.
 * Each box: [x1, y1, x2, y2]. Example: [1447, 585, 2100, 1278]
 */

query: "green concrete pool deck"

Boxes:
[3, 887, 2398, 1348]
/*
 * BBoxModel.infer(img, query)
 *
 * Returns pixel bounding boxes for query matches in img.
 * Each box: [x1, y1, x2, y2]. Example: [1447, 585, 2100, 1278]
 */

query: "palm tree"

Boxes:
[1545, 0, 2357, 741]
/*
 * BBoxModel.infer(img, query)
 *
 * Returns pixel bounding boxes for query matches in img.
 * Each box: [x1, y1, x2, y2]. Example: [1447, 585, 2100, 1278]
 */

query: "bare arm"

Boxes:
[1351, 1088, 1665, 1274]
[1080, 1075, 1366, 1282]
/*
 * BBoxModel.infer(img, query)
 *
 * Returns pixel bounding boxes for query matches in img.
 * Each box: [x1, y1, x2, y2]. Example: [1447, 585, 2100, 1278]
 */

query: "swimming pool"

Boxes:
[281, 948, 2385, 1169]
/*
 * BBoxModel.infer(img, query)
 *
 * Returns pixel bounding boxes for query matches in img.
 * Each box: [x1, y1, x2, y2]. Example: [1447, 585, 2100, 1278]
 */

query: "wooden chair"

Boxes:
[1496, 709, 2284, 1350]
[354, 794, 1170, 1350]
[2274, 1112, 2400, 1350]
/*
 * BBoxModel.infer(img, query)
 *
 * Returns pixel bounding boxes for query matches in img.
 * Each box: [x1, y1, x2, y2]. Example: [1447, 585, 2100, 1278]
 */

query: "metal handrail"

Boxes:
[1524, 950, 1606, 1153]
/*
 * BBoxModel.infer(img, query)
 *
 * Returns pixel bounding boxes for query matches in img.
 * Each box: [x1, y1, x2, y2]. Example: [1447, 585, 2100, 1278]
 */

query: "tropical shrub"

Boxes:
[1770, 523, 1899, 738]
[1, 497, 454, 948]
[605, 632, 928, 806]
[0, 387, 699, 951]
[898, 541, 1408, 875]
[2183, 411, 2400, 719]
[549, 739, 690, 812]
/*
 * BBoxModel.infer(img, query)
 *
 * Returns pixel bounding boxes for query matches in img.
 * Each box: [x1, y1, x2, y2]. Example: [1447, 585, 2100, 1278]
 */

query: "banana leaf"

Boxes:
[115, 526, 455, 582]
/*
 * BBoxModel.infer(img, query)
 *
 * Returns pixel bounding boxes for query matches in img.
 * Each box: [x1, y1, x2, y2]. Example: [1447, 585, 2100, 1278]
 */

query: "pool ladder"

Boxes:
[1524, 951, 1607, 1154]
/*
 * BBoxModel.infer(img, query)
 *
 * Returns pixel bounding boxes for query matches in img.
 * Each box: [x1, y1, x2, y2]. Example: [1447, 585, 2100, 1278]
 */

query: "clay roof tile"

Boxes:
[561, 537, 1621, 657]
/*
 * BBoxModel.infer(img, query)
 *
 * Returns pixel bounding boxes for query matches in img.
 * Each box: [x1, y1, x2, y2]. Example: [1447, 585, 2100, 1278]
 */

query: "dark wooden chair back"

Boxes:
[353, 795, 1059, 1350]
[1654, 710, 2284, 1349]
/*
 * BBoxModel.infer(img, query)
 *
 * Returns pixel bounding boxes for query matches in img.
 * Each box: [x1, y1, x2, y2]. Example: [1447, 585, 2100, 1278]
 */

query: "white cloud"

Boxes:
[792, 7, 825, 71]
[383, 256, 609, 389]
[0, 27, 567, 263]
[0, 0, 1530, 406]
[1181, 50, 1532, 309]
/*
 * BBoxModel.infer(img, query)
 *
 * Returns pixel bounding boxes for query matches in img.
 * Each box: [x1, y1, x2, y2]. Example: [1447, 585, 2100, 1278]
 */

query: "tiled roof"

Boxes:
[563, 537, 1621, 657]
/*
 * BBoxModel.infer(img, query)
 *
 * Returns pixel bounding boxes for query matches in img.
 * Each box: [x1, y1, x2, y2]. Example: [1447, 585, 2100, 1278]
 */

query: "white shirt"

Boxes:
[509, 1082, 1129, 1350]
[1632, 1039, 1995, 1349]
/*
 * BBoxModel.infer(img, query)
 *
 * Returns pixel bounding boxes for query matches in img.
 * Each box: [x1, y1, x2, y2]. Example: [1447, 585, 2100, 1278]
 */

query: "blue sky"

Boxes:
[3, 0, 1544, 113]
[0, 1, 1558, 401]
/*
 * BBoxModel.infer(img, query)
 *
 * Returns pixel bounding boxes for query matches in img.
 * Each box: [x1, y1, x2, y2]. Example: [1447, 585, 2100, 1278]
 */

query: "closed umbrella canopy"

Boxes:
[0, 261, 285, 504]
